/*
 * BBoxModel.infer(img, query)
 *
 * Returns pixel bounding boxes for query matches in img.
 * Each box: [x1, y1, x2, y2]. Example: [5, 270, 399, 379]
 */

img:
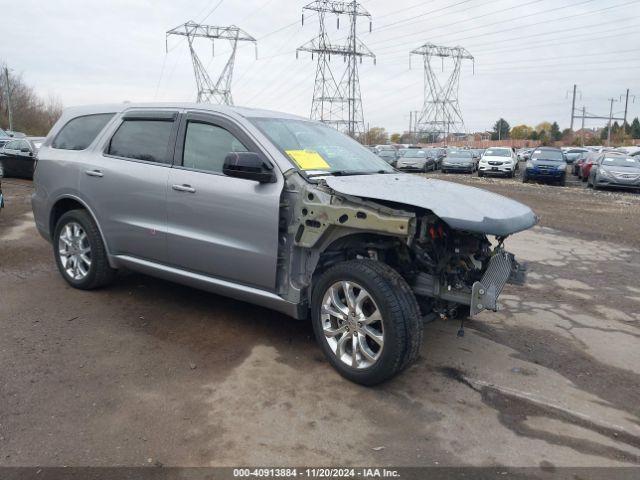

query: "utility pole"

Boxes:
[622, 89, 630, 126]
[297, 0, 375, 137]
[607, 98, 617, 147]
[166, 21, 257, 105]
[3, 65, 13, 132]
[580, 106, 586, 146]
[410, 43, 474, 143]
[569, 84, 577, 130]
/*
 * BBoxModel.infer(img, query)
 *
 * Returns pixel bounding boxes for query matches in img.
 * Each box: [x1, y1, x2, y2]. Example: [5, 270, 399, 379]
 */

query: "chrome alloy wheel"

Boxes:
[58, 222, 92, 281]
[320, 281, 384, 369]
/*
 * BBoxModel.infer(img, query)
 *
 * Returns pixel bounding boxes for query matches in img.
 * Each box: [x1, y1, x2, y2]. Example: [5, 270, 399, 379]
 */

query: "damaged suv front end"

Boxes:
[251, 115, 537, 385]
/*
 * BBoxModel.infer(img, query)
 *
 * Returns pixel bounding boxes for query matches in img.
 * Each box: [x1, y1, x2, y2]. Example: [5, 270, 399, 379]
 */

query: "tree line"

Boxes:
[1, 62, 63, 136]
[492, 117, 640, 145]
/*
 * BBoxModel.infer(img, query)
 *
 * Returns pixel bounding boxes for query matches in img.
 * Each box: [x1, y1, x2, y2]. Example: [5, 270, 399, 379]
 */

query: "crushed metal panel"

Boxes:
[293, 187, 413, 248]
[324, 173, 538, 236]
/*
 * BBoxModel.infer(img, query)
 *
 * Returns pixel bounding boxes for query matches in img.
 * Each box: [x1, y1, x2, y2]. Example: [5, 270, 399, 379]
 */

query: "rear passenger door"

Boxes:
[80, 110, 179, 263]
[166, 112, 282, 291]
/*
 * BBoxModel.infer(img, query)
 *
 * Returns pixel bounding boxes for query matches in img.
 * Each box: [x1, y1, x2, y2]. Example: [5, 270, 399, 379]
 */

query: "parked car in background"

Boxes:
[32, 103, 536, 385]
[425, 149, 442, 169]
[587, 153, 640, 191]
[523, 147, 567, 185]
[578, 152, 601, 182]
[5, 130, 27, 138]
[0, 128, 11, 149]
[397, 148, 409, 158]
[395, 149, 435, 172]
[572, 151, 590, 175]
[377, 149, 398, 166]
[441, 150, 476, 173]
[374, 145, 396, 154]
[0, 138, 38, 179]
[478, 147, 518, 177]
[27, 137, 46, 151]
[564, 148, 589, 164]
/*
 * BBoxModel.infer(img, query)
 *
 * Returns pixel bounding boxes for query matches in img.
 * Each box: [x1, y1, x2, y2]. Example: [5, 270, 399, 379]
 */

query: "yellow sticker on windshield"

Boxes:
[285, 150, 330, 170]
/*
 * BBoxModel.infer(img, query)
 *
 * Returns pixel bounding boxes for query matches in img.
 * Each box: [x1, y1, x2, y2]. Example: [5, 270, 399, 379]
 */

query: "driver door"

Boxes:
[166, 112, 282, 291]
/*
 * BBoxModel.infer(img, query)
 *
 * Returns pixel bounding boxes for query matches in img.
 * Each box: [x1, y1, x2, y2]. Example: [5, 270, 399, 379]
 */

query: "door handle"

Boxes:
[85, 169, 104, 178]
[172, 184, 196, 193]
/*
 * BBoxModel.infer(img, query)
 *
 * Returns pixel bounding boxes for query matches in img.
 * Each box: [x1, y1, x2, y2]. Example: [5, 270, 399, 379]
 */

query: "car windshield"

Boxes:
[484, 149, 510, 157]
[531, 149, 564, 162]
[404, 150, 426, 158]
[249, 117, 394, 175]
[448, 151, 473, 158]
[602, 156, 639, 167]
[0, 128, 8, 138]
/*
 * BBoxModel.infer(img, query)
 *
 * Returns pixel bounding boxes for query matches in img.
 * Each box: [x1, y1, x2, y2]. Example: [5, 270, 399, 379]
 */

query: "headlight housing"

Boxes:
[526, 161, 533, 169]
[557, 164, 566, 170]
[599, 168, 612, 177]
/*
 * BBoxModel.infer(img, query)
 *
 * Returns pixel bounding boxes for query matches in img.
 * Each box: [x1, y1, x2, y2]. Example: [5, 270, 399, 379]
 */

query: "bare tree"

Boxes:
[1, 62, 63, 135]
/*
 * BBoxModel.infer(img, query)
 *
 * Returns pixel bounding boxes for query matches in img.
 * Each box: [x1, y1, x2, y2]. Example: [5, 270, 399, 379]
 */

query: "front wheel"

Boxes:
[311, 260, 423, 386]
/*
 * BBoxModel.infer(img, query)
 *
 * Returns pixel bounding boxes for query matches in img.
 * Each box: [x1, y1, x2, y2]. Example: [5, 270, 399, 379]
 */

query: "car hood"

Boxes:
[324, 173, 538, 236]
[601, 164, 640, 173]
[443, 157, 473, 163]
[482, 155, 511, 161]
[531, 159, 566, 167]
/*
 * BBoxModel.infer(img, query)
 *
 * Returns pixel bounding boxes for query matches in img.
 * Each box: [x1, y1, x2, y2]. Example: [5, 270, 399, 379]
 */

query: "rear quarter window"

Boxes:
[52, 113, 115, 150]
[107, 119, 174, 164]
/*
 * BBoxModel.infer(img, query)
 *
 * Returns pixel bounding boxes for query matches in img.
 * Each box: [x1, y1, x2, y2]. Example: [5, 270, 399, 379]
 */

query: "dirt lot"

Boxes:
[1, 174, 640, 469]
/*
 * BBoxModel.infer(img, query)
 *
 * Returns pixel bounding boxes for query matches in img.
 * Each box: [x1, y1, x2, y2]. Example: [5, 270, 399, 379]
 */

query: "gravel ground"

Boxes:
[0, 176, 639, 469]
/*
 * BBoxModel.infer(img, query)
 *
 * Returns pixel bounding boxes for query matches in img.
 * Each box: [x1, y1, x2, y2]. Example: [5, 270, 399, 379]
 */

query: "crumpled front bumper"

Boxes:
[413, 250, 527, 317]
[470, 250, 525, 316]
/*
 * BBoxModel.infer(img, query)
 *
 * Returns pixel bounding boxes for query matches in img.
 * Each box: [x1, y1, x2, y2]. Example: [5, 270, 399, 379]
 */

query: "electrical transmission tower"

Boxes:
[410, 44, 474, 143]
[167, 21, 257, 105]
[297, 1, 375, 137]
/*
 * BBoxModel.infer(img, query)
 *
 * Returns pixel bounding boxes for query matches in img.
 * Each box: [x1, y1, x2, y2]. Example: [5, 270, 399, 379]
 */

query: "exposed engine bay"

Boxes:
[278, 171, 531, 321]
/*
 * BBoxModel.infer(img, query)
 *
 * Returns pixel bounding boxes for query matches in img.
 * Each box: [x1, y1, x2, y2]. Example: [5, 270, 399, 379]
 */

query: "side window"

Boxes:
[108, 119, 174, 164]
[20, 141, 31, 151]
[52, 113, 115, 150]
[182, 121, 248, 173]
[5, 140, 19, 150]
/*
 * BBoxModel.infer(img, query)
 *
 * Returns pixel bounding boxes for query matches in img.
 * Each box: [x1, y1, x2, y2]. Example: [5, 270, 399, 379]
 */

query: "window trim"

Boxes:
[173, 111, 269, 178]
[51, 112, 116, 151]
[102, 114, 179, 167]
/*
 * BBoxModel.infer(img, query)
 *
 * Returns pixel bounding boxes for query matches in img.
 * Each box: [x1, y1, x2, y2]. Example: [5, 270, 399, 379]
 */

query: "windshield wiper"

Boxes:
[306, 170, 390, 178]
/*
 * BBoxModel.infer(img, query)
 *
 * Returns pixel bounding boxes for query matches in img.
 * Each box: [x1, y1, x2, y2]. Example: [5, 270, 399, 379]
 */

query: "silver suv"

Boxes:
[32, 103, 537, 385]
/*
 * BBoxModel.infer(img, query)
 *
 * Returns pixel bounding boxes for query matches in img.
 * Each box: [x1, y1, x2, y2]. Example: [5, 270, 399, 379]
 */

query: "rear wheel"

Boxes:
[53, 209, 116, 290]
[478, 170, 484, 177]
[311, 259, 423, 386]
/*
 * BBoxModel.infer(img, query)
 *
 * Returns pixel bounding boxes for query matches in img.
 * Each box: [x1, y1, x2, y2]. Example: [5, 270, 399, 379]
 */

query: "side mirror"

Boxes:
[223, 152, 275, 183]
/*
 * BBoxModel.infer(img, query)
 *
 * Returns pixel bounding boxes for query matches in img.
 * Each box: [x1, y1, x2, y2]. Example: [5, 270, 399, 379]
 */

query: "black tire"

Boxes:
[559, 176, 566, 186]
[53, 209, 116, 290]
[522, 174, 528, 183]
[478, 171, 484, 177]
[311, 259, 423, 386]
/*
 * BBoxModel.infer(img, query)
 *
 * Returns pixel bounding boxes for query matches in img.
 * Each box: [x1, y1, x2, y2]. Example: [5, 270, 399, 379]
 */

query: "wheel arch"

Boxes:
[49, 195, 114, 264]
[306, 230, 410, 303]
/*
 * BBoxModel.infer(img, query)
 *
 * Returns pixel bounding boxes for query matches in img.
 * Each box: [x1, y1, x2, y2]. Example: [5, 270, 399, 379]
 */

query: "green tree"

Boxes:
[491, 118, 510, 140]
[630, 117, 640, 139]
[390, 133, 401, 144]
[510, 124, 532, 139]
[529, 130, 539, 141]
[358, 127, 388, 145]
[550, 122, 562, 141]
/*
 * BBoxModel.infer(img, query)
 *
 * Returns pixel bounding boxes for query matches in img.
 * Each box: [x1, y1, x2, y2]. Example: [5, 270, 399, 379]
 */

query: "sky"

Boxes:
[1, 0, 638, 134]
